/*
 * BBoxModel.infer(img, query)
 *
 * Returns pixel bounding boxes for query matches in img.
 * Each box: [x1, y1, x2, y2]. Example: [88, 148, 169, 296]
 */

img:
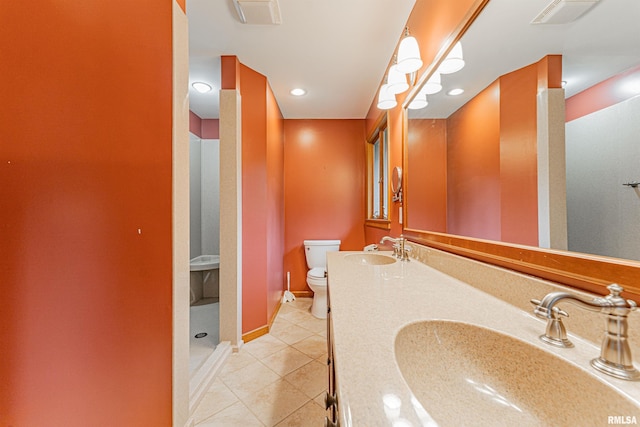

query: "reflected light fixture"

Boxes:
[438, 42, 465, 74]
[377, 84, 397, 110]
[387, 63, 409, 95]
[447, 88, 464, 96]
[290, 88, 306, 96]
[408, 92, 428, 110]
[422, 72, 442, 95]
[396, 27, 423, 74]
[192, 82, 213, 93]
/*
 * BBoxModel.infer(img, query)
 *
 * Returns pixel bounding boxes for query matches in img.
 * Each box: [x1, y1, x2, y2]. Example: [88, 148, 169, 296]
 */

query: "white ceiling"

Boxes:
[187, 0, 416, 119]
[187, 0, 640, 121]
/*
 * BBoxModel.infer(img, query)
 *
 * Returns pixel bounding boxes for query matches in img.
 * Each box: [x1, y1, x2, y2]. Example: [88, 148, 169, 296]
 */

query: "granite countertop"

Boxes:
[327, 251, 640, 427]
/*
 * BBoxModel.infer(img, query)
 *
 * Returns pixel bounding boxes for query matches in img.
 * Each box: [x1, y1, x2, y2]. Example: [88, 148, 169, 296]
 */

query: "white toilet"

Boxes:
[304, 239, 341, 318]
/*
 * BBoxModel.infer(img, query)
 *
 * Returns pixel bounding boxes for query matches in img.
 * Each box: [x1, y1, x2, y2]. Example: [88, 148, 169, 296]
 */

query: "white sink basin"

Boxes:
[394, 320, 640, 426]
[344, 253, 396, 265]
[189, 255, 220, 272]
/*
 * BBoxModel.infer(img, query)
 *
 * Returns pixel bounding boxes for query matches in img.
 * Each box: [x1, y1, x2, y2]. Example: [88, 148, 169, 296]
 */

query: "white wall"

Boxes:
[189, 134, 220, 258]
[566, 96, 640, 261]
[189, 133, 202, 258]
[201, 139, 220, 256]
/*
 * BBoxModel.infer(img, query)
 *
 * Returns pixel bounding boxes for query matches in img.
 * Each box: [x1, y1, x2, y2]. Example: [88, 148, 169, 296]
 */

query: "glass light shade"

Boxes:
[422, 72, 442, 95]
[377, 84, 397, 110]
[396, 35, 423, 74]
[192, 82, 213, 93]
[408, 93, 428, 110]
[387, 65, 409, 95]
[438, 42, 465, 74]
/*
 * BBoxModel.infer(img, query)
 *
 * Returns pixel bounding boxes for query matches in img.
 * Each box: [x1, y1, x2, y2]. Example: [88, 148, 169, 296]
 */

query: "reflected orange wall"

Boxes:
[566, 64, 640, 122]
[499, 62, 539, 245]
[284, 120, 367, 292]
[406, 119, 447, 232]
[447, 81, 501, 240]
[1, 1, 176, 425]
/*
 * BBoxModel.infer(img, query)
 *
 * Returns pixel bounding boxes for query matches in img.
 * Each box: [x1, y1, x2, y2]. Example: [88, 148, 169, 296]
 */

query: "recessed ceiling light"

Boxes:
[192, 82, 213, 93]
[290, 88, 306, 96]
[447, 88, 464, 96]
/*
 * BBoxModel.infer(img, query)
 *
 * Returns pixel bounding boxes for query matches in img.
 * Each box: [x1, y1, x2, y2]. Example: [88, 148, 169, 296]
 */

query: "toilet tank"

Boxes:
[304, 239, 341, 269]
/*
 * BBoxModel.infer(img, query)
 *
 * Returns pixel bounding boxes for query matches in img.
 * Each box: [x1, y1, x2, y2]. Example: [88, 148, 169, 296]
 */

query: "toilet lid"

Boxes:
[308, 267, 326, 279]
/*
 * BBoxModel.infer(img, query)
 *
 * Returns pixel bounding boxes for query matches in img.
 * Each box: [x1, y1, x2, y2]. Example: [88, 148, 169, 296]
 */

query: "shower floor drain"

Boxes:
[195, 332, 208, 339]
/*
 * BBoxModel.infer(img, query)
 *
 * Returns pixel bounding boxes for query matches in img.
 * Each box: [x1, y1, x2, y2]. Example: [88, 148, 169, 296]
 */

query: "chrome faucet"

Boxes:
[532, 284, 640, 381]
[379, 235, 411, 261]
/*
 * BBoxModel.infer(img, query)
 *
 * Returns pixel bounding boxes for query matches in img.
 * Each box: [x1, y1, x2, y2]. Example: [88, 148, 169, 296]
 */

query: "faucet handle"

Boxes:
[530, 299, 569, 318]
[530, 299, 573, 348]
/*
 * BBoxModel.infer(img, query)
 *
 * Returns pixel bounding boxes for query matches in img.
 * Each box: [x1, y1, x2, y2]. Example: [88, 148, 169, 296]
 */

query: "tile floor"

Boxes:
[192, 298, 329, 426]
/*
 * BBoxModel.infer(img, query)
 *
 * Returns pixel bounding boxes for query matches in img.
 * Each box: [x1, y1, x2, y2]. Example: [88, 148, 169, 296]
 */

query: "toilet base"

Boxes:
[310, 293, 327, 319]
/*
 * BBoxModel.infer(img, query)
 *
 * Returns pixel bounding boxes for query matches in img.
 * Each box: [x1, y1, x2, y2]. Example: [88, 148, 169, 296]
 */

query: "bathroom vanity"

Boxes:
[326, 246, 640, 426]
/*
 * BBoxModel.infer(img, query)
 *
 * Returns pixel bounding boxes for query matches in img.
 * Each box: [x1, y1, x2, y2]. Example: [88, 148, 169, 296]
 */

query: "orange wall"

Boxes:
[499, 62, 539, 245]
[240, 64, 269, 333]
[1, 1, 175, 425]
[189, 110, 220, 139]
[566, 64, 640, 122]
[406, 119, 447, 232]
[284, 120, 367, 292]
[266, 85, 285, 323]
[447, 81, 501, 240]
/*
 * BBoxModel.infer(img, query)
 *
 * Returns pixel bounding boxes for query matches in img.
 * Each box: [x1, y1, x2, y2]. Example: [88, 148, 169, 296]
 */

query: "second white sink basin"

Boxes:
[344, 253, 397, 265]
[394, 320, 640, 426]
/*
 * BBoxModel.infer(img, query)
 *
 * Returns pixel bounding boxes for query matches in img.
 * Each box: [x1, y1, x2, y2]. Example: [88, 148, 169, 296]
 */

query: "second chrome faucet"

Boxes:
[379, 235, 411, 261]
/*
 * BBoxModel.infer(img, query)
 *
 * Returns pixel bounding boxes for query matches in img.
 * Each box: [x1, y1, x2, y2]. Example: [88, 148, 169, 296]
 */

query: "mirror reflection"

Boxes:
[405, 0, 640, 261]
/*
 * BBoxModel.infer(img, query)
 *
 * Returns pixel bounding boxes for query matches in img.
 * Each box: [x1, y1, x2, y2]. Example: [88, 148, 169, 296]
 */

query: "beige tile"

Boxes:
[277, 304, 298, 315]
[317, 329, 327, 338]
[270, 316, 295, 332]
[220, 350, 258, 376]
[287, 298, 312, 312]
[298, 317, 327, 334]
[313, 392, 326, 409]
[292, 335, 327, 359]
[196, 401, 264, 427]
[279, 308, 314, 325]
[283, 360, 327, 399]
[243, 333, 288, 359]
[221, 360, 280, 400]
[275, 400, 327, 427]
[192, 379, 239, 423]
[269, 322, 314, 345]
[241, 378, 310, 426]
[261, 346, 313, 376]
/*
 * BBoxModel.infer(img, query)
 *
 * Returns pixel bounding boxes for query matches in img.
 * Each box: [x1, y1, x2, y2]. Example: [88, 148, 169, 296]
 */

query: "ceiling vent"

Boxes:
[233, 0, 282, 25]
[531, 0, 600, 24]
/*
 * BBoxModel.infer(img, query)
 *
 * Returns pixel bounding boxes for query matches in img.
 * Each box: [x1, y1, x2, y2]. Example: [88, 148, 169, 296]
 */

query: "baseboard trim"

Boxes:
[242, 325, 269, 343]
[292, 290, 313, 298]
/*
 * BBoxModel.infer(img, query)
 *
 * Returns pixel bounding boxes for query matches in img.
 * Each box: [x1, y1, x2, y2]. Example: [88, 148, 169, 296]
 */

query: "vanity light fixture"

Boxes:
[377, 83, 397, 110]
[407, 92, 428, 110]
[438, 42, 465, 74]
[447, 88, 464, 96]
[192, 82, 213, 93]
[387, 62, 409, 95]
[290, 88, 306, 96]
[396, 27, 423, 74]
[422, 72, 442, 95]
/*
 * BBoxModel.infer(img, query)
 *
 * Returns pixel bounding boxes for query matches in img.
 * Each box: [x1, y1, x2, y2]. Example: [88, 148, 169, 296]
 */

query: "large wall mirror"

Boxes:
[403, 0, 640, 296]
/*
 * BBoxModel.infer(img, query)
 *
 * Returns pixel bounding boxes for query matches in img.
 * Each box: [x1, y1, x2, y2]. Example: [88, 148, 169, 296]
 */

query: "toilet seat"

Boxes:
[307, 267, 326, 279]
